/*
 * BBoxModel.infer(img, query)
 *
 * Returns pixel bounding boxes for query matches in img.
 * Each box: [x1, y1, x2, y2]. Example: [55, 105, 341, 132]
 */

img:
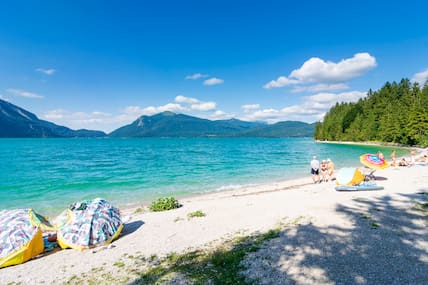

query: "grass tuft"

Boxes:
[370, 222, 380, 229]
[187, 210, 206, 219]
[134, 207, 143, 214]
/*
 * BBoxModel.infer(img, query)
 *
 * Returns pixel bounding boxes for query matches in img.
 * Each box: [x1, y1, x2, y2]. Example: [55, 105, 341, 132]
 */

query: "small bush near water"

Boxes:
[149, 197, 180, 212]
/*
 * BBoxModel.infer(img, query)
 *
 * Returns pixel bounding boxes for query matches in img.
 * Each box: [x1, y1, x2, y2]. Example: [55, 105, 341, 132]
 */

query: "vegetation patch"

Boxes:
[370, 222, 380, 229]
[359, 212, 380, 229]
[134, 207, 143, 214]
[133, 217, 308, 284]
[149, 197, 180, 212]
[135, 227, 281, 284]
[187, 210, 206, 219]
[413, 202, 428, 212]
[114, 261, 125, 268]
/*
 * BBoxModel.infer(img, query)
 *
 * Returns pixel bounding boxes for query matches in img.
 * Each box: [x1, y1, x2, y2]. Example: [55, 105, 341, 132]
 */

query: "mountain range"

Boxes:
[109, 111, 315, 137]
[0, 99, 315, 138]
[0, 99, 106, 138]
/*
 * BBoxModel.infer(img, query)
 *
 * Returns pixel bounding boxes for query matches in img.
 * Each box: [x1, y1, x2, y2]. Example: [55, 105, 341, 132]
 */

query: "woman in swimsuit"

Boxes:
[320, 160, 328, 182]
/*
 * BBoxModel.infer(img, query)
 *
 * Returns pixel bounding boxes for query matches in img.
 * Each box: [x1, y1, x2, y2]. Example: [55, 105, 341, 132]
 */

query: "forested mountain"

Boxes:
[0, 99, 106, 138]
[239, 121, 316, 137]
[314, 79, 428, 146]
[109, 111, 315, 137]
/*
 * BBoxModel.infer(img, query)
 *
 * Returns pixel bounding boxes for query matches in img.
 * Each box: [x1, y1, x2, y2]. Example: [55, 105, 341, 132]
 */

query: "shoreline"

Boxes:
[315, 139, 423, 150]
[119, 174, 311, 215]
[2, 164, 427, 284]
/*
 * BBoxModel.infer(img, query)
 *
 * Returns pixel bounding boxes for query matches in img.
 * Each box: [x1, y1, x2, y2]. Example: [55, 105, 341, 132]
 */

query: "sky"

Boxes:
[0, 0, 427, 133]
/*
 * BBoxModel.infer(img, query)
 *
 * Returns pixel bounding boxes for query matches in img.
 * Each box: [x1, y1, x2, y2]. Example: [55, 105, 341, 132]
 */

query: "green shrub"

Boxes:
[149, 197, 180, 212]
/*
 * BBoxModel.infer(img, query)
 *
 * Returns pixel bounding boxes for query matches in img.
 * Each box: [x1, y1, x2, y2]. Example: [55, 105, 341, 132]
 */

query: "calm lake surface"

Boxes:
[0, 138, 404, 215]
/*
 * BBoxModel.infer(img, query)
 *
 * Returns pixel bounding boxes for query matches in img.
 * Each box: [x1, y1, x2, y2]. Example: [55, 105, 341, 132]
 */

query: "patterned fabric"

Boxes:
[56, 198, 122, 249]
[0, 209, 38, 259]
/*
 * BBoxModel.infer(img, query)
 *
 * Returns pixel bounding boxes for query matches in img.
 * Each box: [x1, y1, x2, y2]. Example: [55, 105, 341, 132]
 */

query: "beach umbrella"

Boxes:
[55, 198, 123, 251]
[360, 154, 389, 170]
[336, 167, 365, 186]
[0, 209, 54, 268]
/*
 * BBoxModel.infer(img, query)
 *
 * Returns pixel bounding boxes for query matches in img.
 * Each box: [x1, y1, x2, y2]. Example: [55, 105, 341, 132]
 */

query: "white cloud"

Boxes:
[290, 53, 376, 82]
[185, 73, 209, 80]
[208, 110, 235, 120]
[191, 102, 216, 111]
[263, 76, 300, 89]
[36, 68, 56, 75]
[44, 109, 68, 120]
[241, 104, 260, 112]
[7, 88, 44, 99]
[412, 69, 428, 85]
[203, 77, 224, 86]
[122, 103, 186, 118]
[174, 95, 216, 111]
[264, 52, 377, 90]
[175, 95, 199, 104]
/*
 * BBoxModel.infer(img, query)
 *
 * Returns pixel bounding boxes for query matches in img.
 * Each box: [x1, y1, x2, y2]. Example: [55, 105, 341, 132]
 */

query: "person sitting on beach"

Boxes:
[320, 160, 328, 182]
[310, 156, 320, 183]
[327, 158, 335, 180]
[398, 157, 409, 166]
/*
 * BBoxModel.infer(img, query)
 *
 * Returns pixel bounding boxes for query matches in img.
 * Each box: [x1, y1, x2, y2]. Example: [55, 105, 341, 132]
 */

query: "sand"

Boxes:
[1, 164, 427, 284]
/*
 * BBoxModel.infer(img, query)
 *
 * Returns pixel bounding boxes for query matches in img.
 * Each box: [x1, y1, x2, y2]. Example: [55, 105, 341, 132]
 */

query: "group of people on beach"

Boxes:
[310, 156, 335, 184]
[390, 149, 425, 167]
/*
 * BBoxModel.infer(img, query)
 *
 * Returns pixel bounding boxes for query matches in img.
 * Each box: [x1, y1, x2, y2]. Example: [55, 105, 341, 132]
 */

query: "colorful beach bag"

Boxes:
[0, 209, 54, 268]
[55, 198, 123, 251]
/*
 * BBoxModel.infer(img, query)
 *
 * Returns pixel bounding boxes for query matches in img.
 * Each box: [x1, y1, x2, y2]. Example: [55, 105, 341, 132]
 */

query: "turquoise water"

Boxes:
[0, 138, 405, 215]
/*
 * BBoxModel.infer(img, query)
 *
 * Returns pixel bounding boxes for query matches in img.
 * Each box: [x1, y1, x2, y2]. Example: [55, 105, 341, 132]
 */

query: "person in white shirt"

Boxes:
[310, 156, 320, 183]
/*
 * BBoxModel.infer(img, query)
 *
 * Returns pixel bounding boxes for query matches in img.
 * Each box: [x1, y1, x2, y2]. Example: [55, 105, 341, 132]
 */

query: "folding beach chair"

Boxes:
[362, 168, 376, 181]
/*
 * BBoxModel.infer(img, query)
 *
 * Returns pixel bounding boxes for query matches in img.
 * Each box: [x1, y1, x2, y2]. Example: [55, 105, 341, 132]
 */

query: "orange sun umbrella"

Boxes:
[360, 154, 389, 170]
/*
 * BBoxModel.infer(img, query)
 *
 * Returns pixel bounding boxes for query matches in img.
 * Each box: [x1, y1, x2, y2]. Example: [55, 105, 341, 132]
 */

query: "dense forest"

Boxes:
[314, 79, 428, 146]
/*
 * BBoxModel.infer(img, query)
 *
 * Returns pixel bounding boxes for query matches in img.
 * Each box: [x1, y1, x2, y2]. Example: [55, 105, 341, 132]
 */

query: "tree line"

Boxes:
[314, 79, 428, 146]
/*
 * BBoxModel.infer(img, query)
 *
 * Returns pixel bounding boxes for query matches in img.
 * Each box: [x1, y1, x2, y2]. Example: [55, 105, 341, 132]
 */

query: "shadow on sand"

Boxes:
[240, 192, 428, 284]
[130, 191, 427, 284]
[121, 220, 144, 237]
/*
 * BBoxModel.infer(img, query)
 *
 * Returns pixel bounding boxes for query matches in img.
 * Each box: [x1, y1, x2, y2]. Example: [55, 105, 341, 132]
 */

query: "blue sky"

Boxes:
[1, 1, 427, 132]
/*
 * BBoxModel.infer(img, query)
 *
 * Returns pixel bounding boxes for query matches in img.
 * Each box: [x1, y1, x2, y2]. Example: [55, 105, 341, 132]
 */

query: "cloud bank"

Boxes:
[264, 53, 377, 91]
[240, 91, 367, 123]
